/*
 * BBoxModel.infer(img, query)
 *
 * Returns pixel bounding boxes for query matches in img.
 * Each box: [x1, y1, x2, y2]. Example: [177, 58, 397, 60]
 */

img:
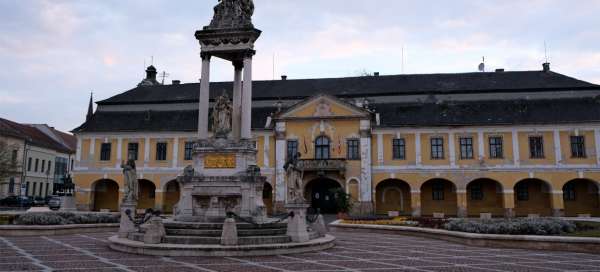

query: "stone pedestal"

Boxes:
[221, 217, 238, 246]
[286, 203, 310, 243]
[309, 214, 328, 237]
[59, 196, 77, 212]
[119, 202, 137, 238]
[140, 216, 166, 244]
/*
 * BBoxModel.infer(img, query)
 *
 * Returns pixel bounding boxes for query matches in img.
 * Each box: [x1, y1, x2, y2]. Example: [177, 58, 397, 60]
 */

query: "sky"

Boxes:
[1, 0, 600, 132]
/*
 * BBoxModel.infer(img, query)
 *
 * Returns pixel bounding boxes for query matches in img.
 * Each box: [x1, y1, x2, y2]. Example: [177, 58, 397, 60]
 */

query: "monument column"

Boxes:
[241, 51, 254, 140]
[232, 61, 243, 140]
[198, 53, 211, 140]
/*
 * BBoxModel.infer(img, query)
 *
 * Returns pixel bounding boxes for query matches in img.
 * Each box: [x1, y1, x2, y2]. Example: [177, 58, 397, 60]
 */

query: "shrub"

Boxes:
[14, 212, 119, 225]
[444, 218, 576, 236]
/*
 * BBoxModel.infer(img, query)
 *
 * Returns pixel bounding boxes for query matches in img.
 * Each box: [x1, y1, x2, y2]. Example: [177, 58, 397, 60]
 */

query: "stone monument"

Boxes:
[118, 159, 138, 238]
[284, 152, 311, 242]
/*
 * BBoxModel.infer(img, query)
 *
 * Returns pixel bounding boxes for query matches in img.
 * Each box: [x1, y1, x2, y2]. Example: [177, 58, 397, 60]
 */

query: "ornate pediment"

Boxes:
[277, 94, 371, 120]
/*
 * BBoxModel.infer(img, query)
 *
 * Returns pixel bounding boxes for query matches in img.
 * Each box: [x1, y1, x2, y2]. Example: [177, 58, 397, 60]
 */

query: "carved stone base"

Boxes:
[286, 203, 310, 243]
[59, 196, 77, 212]
[119, 202, 137, 238]
[221, 218, 238, 246]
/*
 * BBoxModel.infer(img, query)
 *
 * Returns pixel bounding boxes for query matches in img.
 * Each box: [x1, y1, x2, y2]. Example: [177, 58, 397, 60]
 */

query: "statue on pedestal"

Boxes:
[208, 0, 255, 29]
[121, 159, 138, 203]
[212, 93, 233, 138]
[284, 152, 305, 204]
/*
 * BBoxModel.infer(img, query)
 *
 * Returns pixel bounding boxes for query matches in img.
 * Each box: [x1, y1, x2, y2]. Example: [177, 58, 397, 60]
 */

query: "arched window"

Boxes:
[315, 136, 330, 160]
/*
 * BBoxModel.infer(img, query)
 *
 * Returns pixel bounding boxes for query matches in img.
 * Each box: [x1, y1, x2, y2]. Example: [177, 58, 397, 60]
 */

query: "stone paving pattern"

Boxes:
[1, 230, 600, 271]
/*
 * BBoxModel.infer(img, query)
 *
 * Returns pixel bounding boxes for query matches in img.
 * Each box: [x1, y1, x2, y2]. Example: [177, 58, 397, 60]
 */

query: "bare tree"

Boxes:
[0, 139, 20, 181]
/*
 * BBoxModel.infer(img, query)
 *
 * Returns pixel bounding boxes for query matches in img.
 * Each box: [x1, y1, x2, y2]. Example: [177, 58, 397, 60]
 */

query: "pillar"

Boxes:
[359, 120, 373, 214]
[274, 122, 286, 211]
[232, 61, 243, 140]
[410, 190, 421, 217]
[456, 189, 467, 218]
[241, 51, 254, 140]
[551, 190, 565, 217]
[502, 190, 515, 218]
[198, 53, 211, 140]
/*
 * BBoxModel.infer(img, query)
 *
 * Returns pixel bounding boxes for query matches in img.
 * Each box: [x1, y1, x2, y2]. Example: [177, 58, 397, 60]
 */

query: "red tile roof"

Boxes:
[0, 118, 75, 154]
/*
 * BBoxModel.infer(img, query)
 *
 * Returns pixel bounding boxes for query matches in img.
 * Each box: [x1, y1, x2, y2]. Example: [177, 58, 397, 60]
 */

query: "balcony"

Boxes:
[298, 159, 346, 177]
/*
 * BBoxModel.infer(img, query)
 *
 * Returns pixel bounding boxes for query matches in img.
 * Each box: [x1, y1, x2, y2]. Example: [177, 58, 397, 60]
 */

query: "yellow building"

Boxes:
[72, 64, 600, 218]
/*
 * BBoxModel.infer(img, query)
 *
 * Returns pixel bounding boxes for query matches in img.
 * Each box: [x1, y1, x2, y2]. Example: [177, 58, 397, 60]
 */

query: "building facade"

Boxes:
[72, 64, 600, 218]
[0, 118, 76, 199]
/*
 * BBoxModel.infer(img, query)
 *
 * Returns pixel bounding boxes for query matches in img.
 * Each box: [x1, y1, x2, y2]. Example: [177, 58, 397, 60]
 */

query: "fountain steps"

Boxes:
[166, 228, 287, 236]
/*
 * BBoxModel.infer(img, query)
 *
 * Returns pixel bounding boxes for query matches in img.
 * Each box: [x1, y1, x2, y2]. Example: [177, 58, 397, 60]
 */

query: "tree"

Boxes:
[0, 139, 20, 181]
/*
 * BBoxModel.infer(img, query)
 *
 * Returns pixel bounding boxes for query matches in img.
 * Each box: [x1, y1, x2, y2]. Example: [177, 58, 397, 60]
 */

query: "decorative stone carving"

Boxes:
[121, 159, 139, 203]
[220, 217, 238, 245]
[140, 214, 166, 244]
[284, 152, 305, 204]
[207, 0, 254, 30]
[313, 100, 333, 117]
[212, 93, 233, 138]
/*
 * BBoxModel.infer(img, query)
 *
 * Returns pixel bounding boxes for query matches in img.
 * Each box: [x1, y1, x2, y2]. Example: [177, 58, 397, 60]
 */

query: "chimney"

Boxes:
[542, 62, 551, 72]
[145, 65, 157, 81]
[373, 72, 380, 76]
[281, 75, 287, 80]
[495, 68, 505, 72]
[172, 80, 181, 85]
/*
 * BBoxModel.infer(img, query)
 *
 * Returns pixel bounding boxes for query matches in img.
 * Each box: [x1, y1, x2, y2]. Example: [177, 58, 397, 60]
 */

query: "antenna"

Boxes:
[151, 56, 154, 65]
[478, 56, 485, 72]
[544, 41, 549, 63]
[159, 71, 170, 85]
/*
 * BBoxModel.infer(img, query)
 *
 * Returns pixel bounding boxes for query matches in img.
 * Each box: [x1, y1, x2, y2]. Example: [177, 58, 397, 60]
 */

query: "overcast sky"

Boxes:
[1, 0, 599, 132]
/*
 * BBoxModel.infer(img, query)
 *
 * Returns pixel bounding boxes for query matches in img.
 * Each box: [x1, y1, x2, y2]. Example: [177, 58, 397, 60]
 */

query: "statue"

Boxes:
[207, 0, 255, 29]
[121, 159, 139, 203]
[212, 92, 233, 138]
[284, 152, 305, 204]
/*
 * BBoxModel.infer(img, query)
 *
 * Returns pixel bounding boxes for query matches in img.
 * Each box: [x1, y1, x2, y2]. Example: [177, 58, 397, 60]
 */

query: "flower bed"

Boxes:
[445, 218, 576, 235]
[342, 216, 448, 228]
[14, 212, 119, 225]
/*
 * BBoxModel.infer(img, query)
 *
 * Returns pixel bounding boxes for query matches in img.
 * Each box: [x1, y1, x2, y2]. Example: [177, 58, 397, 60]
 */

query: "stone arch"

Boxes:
[421, 178, 457, 217]
[375, 179, 411, 215]
[304, 177, 342, 214]
[91, 179, 119, 212]
[162, 180, 180, 214]
[514, 178, 553, 217]
[263, 181, 274, 215]
[562, 179, 600, 217]
[465, 178, 504, 217]
[137, 179, 157, 210]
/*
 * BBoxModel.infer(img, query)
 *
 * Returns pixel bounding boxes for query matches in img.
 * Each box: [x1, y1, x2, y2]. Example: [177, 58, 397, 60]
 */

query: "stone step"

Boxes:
[166, 228, 287, 237]
[164, 222, 287, 230]
[162, 235, 292, 245]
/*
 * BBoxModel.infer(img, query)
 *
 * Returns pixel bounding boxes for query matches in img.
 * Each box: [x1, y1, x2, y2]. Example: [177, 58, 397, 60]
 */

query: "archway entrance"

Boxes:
[263, 182, 273, 215]
[92, 179, 119, 212]
[138, 179, 156, 210]
[466, 179, 504, 217]
[421, 179, 457, 217]
[563, 179, 600, 217]
[375, 179, 411, 215]
[305, 178, 342, 214]
[163, 180, 180, 214]
[514, 179, 552, 217]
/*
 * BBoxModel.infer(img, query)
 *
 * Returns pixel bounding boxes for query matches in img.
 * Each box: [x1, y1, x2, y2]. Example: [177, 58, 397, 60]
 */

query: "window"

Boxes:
[392, 138, 406, 160]
[26, 182, 30, 195]
[11, 150, 17, 165]
[286, 140, 298, 160]
[71, 159, 74, 171]
[563, 183, 576, 201]
[34, 158, 39, 172]
[27, 157, 32, 171]
[470, 183, 483, 200]
[570, 136, 586, 158]
[32, 183, 37, 197]
[529, 136, 544, 159]
[100, 143, 112, 161]
[315, 136, 330, 160]
[41, 160, 45, 173]
[346, 139, 360, 160]
[432, 182, 444, 200]
[156, 142, 167, 161]
[489, 136, 503, 159]
[430, 137, 444, 159]
[184, 142, 194, 161]
[516, 183, 529, 201]
[127, 143, 139, 161]
[8, 177, 14, 194]
[47, 161, 51, 174]
[459, 137, 474, 159]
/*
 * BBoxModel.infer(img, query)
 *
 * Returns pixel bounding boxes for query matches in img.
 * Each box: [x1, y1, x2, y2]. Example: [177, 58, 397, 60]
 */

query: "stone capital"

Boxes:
[243, 49, 256, 59]
[233, 60, 244, 70]
[200, 52, 212, 60]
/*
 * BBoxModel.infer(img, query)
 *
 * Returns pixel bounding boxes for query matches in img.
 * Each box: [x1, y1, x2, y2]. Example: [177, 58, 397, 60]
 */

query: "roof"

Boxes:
[97, 70, 599, 105]
[0, 118, 76, 154]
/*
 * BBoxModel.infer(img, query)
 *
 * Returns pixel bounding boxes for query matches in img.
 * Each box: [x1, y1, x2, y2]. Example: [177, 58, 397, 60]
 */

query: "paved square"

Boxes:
[1, 230, 599, 271]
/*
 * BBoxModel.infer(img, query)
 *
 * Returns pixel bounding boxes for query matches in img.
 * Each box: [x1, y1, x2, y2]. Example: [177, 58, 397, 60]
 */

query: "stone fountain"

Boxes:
[108, 0, 335, 256]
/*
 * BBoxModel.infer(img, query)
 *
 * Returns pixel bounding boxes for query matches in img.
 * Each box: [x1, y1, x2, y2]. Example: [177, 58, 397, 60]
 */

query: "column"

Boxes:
[376, 133, 384, 165]
[595, 129, 600, 165]
[512, 129, 520, 166]
[551, 189, 565, 217]
[502, 189, 515, 218]
[478, 130, 485, 160]
[75, 137, 82, 168]
[198, 53, 211, 140]
[172, 137, 179, 168]
[241, 51, 254, 140]
[456, 189, 467, 218]
[274, 122, 286, 211]
[410, 189, 421, 217]
[553, 129, 562, 165]
[232, 61, 243, 140]
[89, 137, 96, 163]
[360, 121, 373, 213]
[144, 137, 150, 168]
[415, 132, 422, 166]
[263, 135, 270, 167]
[448, 132, 456, 167]
[116, 137, 122, 168]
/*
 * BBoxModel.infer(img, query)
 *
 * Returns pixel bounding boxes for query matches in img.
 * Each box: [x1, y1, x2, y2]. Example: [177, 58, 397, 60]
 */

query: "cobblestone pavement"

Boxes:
[1, 230, 599, 271]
